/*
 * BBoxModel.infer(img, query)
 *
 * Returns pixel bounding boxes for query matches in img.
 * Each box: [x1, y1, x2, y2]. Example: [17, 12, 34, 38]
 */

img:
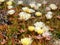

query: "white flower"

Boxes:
[0, 0, 5, 3]
[34, 27, 45, 34]
[42, 31, 52, 37]
[7, 10, 15, 15]
[34, 22, 45, 28]
[34, 25, 50, 34]
[42, 26, 50, 31]
[17, 1, 23, 5]
[22, 7, 29, 11]
[22, 7, 35, 13]
[29, 2, 41, 10]
[47, 11, 52, 15]
[21, 38, 33, 45]
[29, 9, 35, 13]
[29, 2, 36, 8]
[34, 27, 41, 31]
[19, 12, 31, 20]
[34, 21, 50, 34]
[7, 5, 13, 9]
[45, 11, 53, 19]
[49, 4, 57, 10]
[37, 3, 42, 7]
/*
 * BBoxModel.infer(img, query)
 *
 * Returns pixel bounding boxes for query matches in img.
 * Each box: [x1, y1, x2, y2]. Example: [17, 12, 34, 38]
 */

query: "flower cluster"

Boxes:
[29, 2, 42, 10]
[22, 7, 35, 13]
[28, 21, 51, 40]
[19, 12, 31, 20]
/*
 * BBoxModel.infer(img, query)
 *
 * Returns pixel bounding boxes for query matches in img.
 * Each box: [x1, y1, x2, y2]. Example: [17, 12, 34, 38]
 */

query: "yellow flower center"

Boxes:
[28, 26, 35, 31]
[36, 29, 44, 34]
[21, 38, 32, 45]
[35, 12, 42, 16]
[6, 1, 12, 6]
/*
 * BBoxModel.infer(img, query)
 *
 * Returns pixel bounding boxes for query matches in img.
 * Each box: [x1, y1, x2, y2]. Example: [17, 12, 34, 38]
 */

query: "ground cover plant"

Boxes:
[0, 0, 60, 45]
